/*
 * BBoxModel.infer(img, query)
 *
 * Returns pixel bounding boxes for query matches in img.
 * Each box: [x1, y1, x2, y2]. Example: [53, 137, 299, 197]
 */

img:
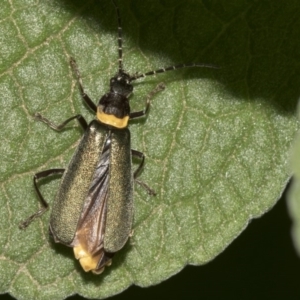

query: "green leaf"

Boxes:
[1, 0, 298, 299]
[288, 106, 300, 255]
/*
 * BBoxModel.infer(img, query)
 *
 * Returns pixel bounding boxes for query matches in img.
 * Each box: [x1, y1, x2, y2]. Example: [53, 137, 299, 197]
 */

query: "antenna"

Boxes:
[130, 63, 219, 81]
[111, 0, 124, 72]
[111, 0, 219, 81]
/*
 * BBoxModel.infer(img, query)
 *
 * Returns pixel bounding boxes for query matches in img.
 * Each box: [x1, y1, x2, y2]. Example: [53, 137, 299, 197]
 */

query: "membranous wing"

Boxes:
[72, 136, 113, 274]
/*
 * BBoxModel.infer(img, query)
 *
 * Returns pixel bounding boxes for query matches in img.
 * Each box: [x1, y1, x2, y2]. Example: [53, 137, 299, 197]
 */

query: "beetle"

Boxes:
[20, 0, 216, 274]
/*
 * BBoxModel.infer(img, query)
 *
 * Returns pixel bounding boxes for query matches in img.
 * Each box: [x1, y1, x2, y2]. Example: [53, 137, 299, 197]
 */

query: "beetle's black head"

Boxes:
[96, 71, 133, 129]
[110, 71, 133, 97]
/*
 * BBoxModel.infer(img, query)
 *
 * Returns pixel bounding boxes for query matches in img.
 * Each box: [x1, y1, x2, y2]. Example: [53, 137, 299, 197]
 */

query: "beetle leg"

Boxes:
[129, 82, 165, 119]
[19, 169, 65, 229]
[70, 57, 97, 113]
[34, 113, 88, 131]
[131, 149, 156, 195]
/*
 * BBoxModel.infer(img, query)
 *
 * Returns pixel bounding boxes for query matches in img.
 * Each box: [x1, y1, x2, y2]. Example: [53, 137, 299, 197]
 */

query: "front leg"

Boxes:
[129, 83, 165, 119]
[70, 57, 97, 113]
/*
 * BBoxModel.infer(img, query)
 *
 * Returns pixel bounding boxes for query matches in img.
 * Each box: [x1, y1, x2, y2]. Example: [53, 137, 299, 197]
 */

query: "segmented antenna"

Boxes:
[130, 63, 219, 81]
[111, 0, 124, 72]
[111, 0, 219, 81]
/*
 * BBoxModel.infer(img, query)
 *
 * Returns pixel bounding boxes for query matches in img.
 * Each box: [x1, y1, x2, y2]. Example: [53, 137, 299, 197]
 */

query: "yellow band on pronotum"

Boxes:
[97, 108, 129, 128]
